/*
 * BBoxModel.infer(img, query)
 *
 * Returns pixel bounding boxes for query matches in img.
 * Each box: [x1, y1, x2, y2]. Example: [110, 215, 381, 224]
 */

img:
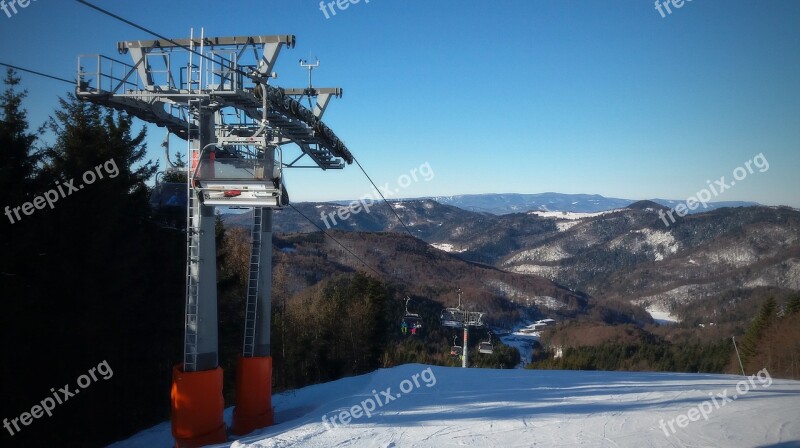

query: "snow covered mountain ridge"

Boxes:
[430, 193, 762, 215]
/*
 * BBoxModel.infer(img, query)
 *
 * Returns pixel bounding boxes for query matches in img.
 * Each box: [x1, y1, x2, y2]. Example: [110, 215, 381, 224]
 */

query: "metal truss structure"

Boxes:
[76, 32, 352, 446]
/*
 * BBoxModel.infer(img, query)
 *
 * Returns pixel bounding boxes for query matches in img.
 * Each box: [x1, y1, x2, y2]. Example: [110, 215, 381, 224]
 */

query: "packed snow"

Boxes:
[112, 364, 800, 447]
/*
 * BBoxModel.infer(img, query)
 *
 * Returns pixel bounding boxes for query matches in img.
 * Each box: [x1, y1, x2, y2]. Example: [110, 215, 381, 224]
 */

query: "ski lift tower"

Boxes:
[440, 289, 485, 368]
[77, 33, 352, 447]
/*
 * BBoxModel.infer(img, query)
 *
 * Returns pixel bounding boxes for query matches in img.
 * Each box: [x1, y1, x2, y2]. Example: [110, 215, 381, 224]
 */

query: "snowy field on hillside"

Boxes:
[647, 307, 681, 325]
[499, 335, 535, 365]
[429, 242, 468, 253]
[528, 210, 620, 220]
[112, 365, 800, 448]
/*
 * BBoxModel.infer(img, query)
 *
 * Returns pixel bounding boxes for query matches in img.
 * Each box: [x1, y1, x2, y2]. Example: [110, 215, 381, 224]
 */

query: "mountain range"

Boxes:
[223, 194, 799, 330]
[429, 192, 760, 214]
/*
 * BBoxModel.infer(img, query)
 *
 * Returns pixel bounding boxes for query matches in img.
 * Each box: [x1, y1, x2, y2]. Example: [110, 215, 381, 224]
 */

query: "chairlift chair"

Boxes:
[440, 308, 464, 328]
[479, 332, 494, 355]
[440, 289, 465, 328]
[193, 144, 289, 208]
[402, 297, 422, 334]
[450, 335, 462, 357]
[150, 171, 188, 229]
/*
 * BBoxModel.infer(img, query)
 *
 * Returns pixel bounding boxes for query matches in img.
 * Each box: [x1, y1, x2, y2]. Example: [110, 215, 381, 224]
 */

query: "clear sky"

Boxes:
[1, 0, 798, 206]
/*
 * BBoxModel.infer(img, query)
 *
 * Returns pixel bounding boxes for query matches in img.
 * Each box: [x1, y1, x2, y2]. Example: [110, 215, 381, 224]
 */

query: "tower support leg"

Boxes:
[233, 208, 275, 434]
[463, 326, 469, 368]
[171, 110, 225, 447]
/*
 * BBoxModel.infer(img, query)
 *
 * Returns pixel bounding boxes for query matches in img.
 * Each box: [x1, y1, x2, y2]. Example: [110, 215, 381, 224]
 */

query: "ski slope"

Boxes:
[112, 364, 800, 448]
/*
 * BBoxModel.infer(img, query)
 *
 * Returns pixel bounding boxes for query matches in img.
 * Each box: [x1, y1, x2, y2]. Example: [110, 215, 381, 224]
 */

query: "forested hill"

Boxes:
[227, 200, 800, 324]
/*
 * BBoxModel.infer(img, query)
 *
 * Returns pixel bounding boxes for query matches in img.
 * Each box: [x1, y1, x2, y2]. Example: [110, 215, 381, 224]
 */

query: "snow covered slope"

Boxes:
[112, 364, 800, 448]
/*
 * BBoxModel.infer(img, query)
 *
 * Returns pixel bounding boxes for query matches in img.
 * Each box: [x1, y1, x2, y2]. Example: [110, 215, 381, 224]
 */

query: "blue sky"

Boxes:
[1, 0, 798, 206]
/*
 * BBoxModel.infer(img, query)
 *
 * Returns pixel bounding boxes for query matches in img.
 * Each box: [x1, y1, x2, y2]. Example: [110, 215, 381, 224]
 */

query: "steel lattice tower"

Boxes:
[77, 33, 352, 447]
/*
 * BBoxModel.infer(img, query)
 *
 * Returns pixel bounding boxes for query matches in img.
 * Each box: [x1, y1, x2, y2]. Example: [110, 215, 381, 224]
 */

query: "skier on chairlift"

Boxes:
[401, 320, 408, 335]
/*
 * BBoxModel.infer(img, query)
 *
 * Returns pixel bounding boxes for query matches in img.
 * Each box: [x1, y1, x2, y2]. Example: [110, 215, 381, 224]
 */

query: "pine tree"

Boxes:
[741, 297, 777, 362]
[785, 295, 800, 316]
[0, 68, 39, 209]
[0, 69, 44, 445]
[16, 93, 184, 446]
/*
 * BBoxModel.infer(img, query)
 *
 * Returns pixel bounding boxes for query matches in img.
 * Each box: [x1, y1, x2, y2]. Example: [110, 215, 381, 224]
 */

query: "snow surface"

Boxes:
[556, 220, 579, 232]
[430, 243, 467, 253]
[608, 228, 679, 262]
[647, 309, 680, 325]
[505, 245, 571, 264]
[529, 210, 620, 220]
[112, 365, 800, 448]
[499, 335, 535, 366]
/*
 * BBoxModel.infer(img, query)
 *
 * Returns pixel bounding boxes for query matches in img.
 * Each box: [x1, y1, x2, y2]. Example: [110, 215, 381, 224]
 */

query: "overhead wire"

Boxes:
[352, 156, 415, 237]
[288, 204, 385, 278]
[0, 62, 74, 85]
[74, 0, 235, 69]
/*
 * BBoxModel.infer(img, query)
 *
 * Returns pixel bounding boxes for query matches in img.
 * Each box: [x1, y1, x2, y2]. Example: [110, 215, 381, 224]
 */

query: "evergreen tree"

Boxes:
[0, 69, 44, 445]
[0, 69, 41, 280]
[785, 294, 800, 316]
[0, 68, 39, 208]
[3, 91, 184, 446]
[741, 297, 777, 362]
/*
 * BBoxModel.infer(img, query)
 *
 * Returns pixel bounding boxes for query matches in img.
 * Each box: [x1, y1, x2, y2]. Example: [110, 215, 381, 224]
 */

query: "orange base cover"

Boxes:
[232, 356, 274, 435]
[170, 364, 227, 448]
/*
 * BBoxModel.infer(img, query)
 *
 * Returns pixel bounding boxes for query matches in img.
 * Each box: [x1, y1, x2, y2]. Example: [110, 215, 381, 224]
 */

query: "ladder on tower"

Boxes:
[242, 207, 263, 358]
[183, 113, 202, 372]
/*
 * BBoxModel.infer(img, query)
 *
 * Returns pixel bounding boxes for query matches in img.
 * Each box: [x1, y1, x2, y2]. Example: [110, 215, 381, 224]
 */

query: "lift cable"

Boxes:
[288, 204, 385, 278]
[74, 0, 234, 69]
[351, 156, 414, 237]
[0, 62, 74, 85]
